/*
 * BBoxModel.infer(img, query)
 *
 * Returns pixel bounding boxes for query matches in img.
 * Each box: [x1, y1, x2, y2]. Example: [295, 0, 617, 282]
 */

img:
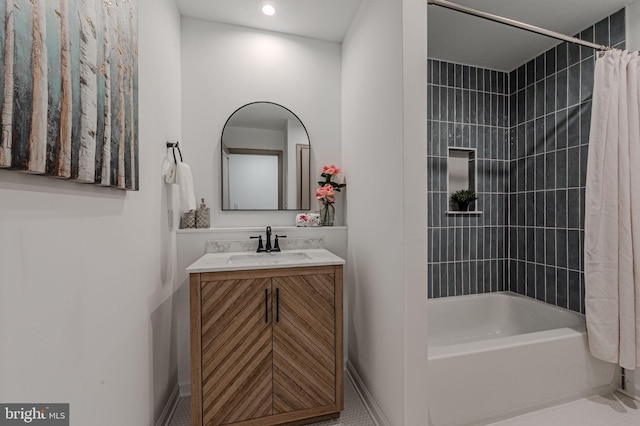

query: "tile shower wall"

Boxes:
[427, 9, 625, 311]
[508, 9, 625, 313]
[427, 61, 510, 298]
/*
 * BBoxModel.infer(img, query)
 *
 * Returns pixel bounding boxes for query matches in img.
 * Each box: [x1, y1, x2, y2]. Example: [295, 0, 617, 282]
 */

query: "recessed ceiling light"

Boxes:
[262, 4, 276, 16]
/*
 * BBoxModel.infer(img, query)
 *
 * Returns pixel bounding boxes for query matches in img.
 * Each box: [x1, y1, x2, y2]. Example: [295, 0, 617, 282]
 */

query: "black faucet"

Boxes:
[250, 235, 266, 252]
[250, 226, 286, 253]
[265, 226, 273, 252]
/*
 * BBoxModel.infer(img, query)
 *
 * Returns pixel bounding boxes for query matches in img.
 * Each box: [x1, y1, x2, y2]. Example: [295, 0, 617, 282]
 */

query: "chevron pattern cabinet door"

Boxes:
[200, 278, 273, 426]
[272, 273, 336, 414]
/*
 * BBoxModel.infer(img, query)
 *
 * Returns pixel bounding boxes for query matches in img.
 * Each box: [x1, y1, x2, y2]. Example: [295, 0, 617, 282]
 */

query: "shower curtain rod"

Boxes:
[427, 0, 610, 51]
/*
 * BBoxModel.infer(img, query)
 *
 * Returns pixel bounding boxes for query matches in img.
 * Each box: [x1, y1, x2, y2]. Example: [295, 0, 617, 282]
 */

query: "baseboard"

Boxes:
[156, 383, 181, 426]
[346, 360, 391, 426]
[179, 382, 191, 397]
[618, 387, 640, 402]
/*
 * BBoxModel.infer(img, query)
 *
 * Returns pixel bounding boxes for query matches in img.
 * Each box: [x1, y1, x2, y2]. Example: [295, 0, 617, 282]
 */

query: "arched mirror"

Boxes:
[221, 102, 311, 211]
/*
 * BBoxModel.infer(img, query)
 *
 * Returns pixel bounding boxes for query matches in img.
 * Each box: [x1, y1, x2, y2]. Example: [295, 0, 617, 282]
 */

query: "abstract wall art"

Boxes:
[0, 0, 138, 190]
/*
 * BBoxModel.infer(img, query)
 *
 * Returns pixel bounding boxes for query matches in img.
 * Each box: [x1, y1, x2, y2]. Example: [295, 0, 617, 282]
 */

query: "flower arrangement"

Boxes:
[316, 164, 346, 226]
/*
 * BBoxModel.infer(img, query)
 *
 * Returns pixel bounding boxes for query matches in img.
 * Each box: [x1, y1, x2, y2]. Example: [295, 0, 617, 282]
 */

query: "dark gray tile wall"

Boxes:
[427, 8, 625, 313]
[508, 9, 625, 313]
[427, 61, 510, 298]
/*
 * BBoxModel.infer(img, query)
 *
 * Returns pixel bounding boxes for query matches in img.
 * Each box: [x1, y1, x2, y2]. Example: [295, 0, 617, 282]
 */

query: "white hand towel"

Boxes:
[176, 162, 196, 212]
[162, 154, 176, 184]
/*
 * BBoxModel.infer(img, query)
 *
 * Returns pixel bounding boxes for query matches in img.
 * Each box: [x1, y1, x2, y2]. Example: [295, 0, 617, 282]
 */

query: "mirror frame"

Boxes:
[220, 101, 311, 211]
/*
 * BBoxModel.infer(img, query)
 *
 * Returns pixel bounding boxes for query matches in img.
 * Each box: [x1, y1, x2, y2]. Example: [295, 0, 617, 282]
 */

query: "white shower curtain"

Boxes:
[585, 50, 640, 369]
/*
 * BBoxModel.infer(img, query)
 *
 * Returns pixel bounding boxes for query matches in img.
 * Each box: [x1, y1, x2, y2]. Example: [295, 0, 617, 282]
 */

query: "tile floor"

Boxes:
[169, 375, 375, 426]
[170, 383, 640, 425]
[489, 392, 640, 425]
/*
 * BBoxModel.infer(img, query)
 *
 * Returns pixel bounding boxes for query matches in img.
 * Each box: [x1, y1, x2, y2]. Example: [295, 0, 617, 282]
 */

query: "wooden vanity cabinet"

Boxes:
[190, 265, 343, 426]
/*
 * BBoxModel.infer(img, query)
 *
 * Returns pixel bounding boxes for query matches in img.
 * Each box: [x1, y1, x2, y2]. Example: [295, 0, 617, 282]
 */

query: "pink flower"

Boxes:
[316, 184, 336, 202]
[322, 164, 341, 176]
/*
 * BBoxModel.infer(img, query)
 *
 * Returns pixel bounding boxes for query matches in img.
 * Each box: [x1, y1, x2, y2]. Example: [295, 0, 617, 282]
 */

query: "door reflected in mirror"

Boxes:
[221, 102, 311, 211]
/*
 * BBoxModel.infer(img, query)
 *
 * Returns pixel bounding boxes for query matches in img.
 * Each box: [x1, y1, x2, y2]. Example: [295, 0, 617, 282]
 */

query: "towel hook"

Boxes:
[166, 141, 182, 164]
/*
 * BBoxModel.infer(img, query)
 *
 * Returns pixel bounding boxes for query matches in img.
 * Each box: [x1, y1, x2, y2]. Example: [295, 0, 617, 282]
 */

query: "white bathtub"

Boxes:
[428, 292, 617, 426]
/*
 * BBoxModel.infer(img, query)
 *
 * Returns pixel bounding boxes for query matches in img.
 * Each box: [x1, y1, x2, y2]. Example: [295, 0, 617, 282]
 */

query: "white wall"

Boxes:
[224, 126, 285, 150]
[620, 1, 640, 399]
[0, 0, 182, 424]
[624, 0, 640, 400]
[342, 0, 428, 424]
[627, 1, 640, 52]
[180, 18, 343, 226]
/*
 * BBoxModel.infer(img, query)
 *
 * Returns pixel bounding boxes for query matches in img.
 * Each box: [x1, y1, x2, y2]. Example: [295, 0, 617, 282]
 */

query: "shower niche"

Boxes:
[447, 147, 480, 214]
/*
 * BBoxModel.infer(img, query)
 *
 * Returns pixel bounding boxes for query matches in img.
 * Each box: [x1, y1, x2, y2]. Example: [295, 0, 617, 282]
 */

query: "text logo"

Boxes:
[0, 404, 68, 426]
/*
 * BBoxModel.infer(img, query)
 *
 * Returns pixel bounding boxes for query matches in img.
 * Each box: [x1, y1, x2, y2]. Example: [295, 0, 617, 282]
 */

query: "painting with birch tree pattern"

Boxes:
[0, 0, 138, 190]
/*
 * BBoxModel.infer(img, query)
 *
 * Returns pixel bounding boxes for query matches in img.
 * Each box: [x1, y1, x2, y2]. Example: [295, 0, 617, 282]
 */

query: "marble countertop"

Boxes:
[186, 248, 345, 273]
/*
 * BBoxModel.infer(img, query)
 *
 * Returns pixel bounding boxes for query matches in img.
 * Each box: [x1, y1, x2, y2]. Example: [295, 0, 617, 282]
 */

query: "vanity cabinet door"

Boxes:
[272, 273, 337, 414]
[199, 277, 273, 426]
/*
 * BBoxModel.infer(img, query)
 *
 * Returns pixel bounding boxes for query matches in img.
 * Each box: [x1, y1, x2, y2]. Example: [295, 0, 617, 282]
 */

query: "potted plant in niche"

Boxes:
[450, 189, 478, 212]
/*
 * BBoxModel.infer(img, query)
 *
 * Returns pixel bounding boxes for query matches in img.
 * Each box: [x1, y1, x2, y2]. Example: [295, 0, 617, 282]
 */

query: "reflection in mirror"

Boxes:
[221, 102, 311, 211]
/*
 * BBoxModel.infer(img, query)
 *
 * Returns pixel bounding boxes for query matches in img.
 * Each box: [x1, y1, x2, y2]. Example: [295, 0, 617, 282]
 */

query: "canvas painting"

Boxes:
[0, 0, 138, 190]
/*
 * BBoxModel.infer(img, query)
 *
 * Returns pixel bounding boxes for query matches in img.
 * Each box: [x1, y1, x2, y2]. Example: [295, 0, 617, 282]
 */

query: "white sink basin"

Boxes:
[226, 252, 311, 265]
[186, 249, 345, 273]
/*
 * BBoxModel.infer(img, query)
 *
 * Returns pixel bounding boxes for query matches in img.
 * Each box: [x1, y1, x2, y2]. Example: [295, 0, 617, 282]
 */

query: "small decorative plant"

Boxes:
[316, 164, 346, 226]
[450, 189, 478, 212]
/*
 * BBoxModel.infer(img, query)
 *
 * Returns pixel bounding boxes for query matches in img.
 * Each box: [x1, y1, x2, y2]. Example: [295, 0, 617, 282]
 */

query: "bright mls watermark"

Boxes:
[0, 404, 68, 425]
